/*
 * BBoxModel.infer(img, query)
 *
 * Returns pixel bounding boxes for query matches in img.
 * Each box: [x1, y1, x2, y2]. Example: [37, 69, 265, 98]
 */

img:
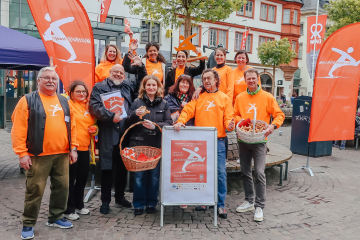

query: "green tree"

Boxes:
[124, 0, 246, 39]
[324, 0, 360, 37]
[257, 38, 297, 94]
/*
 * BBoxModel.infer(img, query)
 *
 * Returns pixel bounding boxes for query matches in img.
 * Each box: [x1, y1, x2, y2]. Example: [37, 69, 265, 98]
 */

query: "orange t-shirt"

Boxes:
[11, 92, 78, 157]
[213, 65, 234, 100]
[232, 66, 261, 104]
[95, 59, 123, 83]
[69, 100, 95, 151]
[177, 91, 234, 138]
[146, 59, 164, 83]
[175, 67, 185, 83]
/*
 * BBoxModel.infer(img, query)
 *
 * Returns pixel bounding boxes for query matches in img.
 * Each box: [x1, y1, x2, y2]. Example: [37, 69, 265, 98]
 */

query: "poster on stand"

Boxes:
[161, 126, 217, 205]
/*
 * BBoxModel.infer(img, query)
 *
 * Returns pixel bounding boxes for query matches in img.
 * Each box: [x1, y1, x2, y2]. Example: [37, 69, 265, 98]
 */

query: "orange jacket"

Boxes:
[234, 88, 285, 130]
[11, 92, 78, 157]
[177, 91, 234, 138]
[69, 100, 95, 151]
[213, 65, 234, 100]
[232, 66, 261, 104]
[95, 59, 123, 83]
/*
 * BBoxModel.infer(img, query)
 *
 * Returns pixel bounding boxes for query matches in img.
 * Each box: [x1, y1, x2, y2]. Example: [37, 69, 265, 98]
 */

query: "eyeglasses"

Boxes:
[74, 90, 87, 95]
[40, 76, 58, 82]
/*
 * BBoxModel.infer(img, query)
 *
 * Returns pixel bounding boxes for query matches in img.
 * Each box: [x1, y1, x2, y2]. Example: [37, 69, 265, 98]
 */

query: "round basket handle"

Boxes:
[120, 121, 162, 152]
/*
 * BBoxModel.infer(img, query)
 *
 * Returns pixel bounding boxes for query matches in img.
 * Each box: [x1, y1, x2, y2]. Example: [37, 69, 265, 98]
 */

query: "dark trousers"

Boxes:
[65, 150, 90, 214]
[101, 145, 128, 203]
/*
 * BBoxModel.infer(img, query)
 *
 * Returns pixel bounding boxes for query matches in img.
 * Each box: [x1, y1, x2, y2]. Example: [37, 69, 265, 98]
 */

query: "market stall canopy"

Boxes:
[0, 25, 49, 70]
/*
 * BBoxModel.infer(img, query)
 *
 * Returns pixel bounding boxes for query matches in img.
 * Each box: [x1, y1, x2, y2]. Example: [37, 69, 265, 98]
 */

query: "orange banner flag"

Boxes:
[309, 23, 360, 142]
[27, 0, 95, 90]
[99, 0, 112, 23]
[124, 18, 131, 34]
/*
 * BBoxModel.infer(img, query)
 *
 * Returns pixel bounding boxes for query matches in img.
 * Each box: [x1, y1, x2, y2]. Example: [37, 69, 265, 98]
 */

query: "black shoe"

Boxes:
[209, 206, 214, 209]
[134, 208, 144, 215]
[145, 207, 156, 214]
[100, 202, 110, 214]
[115, 197, 132, 208]
[195, 206, 207, 211]
[218, 208, 227, 219]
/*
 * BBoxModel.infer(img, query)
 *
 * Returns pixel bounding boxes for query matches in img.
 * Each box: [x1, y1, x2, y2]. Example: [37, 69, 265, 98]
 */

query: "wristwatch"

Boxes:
[71, 147, 77, 151]
[272, 124, 277, 130]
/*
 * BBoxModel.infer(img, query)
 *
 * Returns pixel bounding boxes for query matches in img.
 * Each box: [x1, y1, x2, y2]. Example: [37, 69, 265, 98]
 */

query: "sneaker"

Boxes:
[333, 143, 339, 147]
[236, 201, 255, 213]
[254, 207, 263, 222]
[179, 205, 187, 209]
[195, 206, 207, 211]
[21, 226, 34, 240]
[134, 208, 144, 215]
[218, 208, 227, 219]
[64, 212, 79, 220]
[340, 145, 345, 150]
[46, 218, 73, 229]
[100, 202, 110, 214]
[145, 206, 156, 214]
[75, 208, 90, 215]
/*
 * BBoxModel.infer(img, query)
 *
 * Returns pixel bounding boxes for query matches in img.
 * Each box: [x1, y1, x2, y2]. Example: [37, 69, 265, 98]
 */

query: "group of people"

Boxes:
[12, 34, 285, 240]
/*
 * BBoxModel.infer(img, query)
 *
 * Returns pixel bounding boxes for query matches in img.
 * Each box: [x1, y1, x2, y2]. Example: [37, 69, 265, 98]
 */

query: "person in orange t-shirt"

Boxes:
[233, 68, 284, 223]
[174, 69, 235, 219]
[212, 47, 234, 100]
[63, 81, 96, 221]
[95, 44, 123, 83]
[11, 67, 78, 238]
[232, 50, 261, 104]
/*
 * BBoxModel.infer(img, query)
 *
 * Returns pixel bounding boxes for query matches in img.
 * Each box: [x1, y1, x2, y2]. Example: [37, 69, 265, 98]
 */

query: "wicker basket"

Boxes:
[236, 120, 268, 143]
[120, 121, 162, 172]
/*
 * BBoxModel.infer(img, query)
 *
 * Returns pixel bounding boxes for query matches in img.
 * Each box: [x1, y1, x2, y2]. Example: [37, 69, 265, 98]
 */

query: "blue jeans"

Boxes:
[217, 138, 227, 208]
[133, 161, 160, 209]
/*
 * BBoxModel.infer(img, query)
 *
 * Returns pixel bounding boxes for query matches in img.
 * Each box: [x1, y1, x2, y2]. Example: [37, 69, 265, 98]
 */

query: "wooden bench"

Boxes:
[226, 142, 292, 186]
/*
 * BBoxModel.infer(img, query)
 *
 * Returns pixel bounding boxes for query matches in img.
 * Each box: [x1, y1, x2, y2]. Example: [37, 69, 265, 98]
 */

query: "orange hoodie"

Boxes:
[11, 92, 78, 157]
[69, 100, 95, 151]
[177, 91, 234, 138]
[213, 65, 234, 101]
[234, 87, 285, 136]
[95, 59, 123, 83]
[232, 66, 261, 104]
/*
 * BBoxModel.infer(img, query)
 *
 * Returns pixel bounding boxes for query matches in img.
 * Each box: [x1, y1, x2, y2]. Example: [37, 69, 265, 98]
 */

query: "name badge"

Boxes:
[65, 116, 70, 122]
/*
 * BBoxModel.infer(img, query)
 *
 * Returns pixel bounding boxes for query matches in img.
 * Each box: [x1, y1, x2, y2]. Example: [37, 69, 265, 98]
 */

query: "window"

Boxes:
[180, 25, 201, 46]
[209, 28, 227, 48]
[292, 41, 296, 51]
[298, 43, 303, 59]
[237, 0, 254, 18]
[258, 36, 275, 47]
[300, 23, 304, 35]
[141, 21, 161, 43]
[9, 0, 34, 29]
[293, 10, 298, 25]
[235, 32, 252, 53]
[260, 3, 276, 22]
[283, 9, 290, 24]
[105, 16, 125, 41]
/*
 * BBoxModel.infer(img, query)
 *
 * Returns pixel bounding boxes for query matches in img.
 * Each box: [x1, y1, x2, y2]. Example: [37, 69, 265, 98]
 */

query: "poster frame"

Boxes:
[160, 126, 218, 227]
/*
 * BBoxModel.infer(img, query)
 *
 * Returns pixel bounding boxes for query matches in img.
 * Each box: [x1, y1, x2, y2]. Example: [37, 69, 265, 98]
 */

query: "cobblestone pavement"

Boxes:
[1, 126, 360, 240]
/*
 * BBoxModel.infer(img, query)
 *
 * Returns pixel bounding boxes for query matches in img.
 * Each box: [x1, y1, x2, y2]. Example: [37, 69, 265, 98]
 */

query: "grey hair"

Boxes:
[37, 67, 59, 80]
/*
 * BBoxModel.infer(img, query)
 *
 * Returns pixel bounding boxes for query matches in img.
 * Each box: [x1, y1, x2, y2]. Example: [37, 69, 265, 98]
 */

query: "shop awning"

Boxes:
[0, 25, 49, 70]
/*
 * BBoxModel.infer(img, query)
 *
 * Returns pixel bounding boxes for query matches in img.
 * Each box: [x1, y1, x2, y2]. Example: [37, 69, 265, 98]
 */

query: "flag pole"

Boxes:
[310, 0, 320, 96]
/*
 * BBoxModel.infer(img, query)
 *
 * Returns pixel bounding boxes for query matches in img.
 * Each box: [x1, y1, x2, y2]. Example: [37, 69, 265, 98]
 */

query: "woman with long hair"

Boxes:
[95, 44, 123, 83]
[123, 41, 169, 86]
[232, 50, 261, 104]
[164, 49, 205, 95]
[212, 47, 234, 100]
[64, 80, 96, 220]
[126, 75, 172, 215]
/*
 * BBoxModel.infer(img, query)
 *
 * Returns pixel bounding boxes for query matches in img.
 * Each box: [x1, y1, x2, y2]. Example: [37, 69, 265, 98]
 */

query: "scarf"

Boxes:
[177, 92, 188, 103]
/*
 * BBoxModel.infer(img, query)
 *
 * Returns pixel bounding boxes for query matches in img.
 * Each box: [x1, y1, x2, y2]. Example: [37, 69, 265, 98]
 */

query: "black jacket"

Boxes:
[89, 73, 146, 170]
[164, 94, 194, 126]
[126, 95, 172, 149]
[164, 60, 205, 95]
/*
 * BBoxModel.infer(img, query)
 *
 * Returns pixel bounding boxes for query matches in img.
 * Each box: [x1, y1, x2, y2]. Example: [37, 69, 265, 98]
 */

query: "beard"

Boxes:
[112, 79, 122, 85]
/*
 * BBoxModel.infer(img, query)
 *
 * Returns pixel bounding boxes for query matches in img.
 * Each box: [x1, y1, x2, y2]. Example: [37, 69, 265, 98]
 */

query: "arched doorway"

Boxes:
[260, 72, 274, 95]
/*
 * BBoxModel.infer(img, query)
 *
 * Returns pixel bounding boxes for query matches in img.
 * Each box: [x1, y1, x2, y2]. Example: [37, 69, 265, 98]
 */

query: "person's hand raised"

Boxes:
[128, 52, 142, 66]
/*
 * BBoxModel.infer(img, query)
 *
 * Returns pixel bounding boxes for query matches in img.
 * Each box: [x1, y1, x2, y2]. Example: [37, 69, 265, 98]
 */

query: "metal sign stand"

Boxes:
[160, 126, 218, 227]
[290, 143, 324, 177]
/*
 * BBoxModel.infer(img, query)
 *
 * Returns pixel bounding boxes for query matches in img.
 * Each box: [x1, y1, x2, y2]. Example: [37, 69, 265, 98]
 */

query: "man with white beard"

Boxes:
[89, 62, 146, 214]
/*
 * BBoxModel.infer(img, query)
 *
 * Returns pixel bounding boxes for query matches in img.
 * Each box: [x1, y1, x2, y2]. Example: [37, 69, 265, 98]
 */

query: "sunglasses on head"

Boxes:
[178, 74, 192, 79]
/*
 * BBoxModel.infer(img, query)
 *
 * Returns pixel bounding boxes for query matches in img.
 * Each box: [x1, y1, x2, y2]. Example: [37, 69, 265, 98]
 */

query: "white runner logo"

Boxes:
[236, 77, 244, 84]
[246, 103, 257, 113]
[319, 47, 360, 78]
[43, 13, 91, 64]
[204, 101, 216, 111]
[83, 110, 90, 118]
[48, 104, 62, 116]
[180, 147, 206, 173]
[151, 69, 160, 75]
